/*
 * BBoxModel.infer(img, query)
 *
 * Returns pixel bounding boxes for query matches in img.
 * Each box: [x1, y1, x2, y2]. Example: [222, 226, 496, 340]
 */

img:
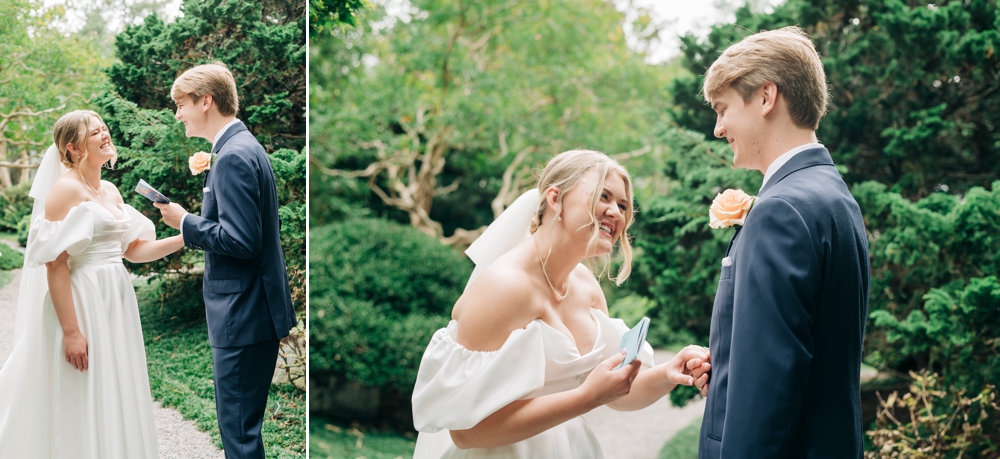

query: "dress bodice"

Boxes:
[411, 309, 655, 458]
[24, 201, 156, 269]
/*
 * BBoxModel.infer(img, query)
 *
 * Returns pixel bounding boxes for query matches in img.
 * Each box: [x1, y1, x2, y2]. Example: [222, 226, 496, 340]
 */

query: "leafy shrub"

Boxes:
[309, 218, 471, 392]
[0, 247, 24, 270]
[16, 214, 30, 247]
[866, 371, 999, 459]
[0, 181, 32, 233]
[857, 181, 1000, 386]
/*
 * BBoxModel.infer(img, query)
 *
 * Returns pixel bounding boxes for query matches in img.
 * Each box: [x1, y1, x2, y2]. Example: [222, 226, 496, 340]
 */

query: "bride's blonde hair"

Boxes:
[530, 149, 636, 285]
[53, 110, 116, 169]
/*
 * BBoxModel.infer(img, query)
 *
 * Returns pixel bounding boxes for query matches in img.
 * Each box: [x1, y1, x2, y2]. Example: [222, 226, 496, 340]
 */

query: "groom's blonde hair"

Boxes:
[171, 62, 240, 116]
[531, 149, 636, 285]
[703, 26, 828, 130]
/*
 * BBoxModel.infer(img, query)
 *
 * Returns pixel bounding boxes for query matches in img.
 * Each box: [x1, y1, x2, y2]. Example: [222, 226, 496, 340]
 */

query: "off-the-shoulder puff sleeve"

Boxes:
[412, 322, 548, 433]
[24, 204, 95, 268]
[121, 204, 156, 251]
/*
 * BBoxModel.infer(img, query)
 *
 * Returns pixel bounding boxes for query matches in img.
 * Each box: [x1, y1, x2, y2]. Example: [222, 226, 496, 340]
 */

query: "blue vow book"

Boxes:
[134, 179, 170, 204]
[616, 316, 650, 369]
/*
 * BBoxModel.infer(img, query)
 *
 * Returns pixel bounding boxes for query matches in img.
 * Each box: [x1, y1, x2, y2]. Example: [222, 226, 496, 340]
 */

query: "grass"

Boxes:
[659, 416, 701, 459]
[137, 278, 306, 458]
[309, 418, 417, 459]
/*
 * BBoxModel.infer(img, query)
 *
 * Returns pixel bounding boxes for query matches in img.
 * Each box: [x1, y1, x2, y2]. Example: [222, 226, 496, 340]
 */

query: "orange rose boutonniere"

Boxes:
[709, 189, 756, 229]
[189, 151, 213, 175]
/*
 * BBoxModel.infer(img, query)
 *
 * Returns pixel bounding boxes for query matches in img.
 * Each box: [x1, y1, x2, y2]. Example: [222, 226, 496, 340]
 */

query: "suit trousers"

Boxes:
[212, 338, 281, 459]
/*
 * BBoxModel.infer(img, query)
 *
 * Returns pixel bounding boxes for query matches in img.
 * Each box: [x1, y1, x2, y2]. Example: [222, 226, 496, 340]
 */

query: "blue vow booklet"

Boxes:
[616, 316, 650, 369]
[134, 179, 170, 204]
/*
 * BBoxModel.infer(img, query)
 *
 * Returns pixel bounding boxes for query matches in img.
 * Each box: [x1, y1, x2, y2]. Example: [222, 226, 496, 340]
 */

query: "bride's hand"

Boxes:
[664, 345, 710, 388]
[579, 350, 642, 408]
[64, 331, 88, 372]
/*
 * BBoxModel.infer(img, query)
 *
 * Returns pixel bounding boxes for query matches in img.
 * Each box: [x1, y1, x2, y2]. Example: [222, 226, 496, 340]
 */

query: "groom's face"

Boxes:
[173, 94, 210, 140]
[712, 86, 763, 171]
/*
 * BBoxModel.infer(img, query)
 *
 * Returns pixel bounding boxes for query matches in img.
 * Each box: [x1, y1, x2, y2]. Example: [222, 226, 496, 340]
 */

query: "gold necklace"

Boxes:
[534, 238, 570, 301]
[77, 169, 101, 195]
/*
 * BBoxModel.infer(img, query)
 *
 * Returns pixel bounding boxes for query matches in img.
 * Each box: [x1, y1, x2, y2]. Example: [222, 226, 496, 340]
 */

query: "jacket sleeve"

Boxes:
[182, 152, 262, 259]
[722, 196, 820, 457]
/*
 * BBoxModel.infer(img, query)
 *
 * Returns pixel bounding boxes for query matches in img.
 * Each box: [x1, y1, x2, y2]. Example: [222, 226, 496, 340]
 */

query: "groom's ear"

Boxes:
[760, 82, 778, 118]
[201, 94, 214, 113]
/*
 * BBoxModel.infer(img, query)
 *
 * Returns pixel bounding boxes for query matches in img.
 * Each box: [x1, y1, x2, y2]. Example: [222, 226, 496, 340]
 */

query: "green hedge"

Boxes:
[309, 218, 471, 393]
[0, 249, 24, 271]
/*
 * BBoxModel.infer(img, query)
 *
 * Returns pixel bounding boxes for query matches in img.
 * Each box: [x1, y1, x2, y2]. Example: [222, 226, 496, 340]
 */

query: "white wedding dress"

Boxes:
[0, 201, 159, 458]
[411, 308, 654, 458]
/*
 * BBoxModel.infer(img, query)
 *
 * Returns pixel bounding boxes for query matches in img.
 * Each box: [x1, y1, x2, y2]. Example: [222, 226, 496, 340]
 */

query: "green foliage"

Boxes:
[310, 0, 367, 36]
[0, 0, 108, 189]
[106, 0, 305, 152]
[669, 0, 1000, 199]
[16, 214, 30, 247]
[309, 0, 674, 228]
[309, 218, 470, 393]
[865, 371, 999, 459]
[0, 182, 32, 233]
[855, 181, 1000, 383]
[0, 248, 24, 271]
[309, 418, 415, 459]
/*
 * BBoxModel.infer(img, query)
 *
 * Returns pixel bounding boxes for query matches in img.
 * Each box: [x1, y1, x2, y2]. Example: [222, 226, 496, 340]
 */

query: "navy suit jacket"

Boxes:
[182, 121, 296, 348]
[698, 147, 870, 458]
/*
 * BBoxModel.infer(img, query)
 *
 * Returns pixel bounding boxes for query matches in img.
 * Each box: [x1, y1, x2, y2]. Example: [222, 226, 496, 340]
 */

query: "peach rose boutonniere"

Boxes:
[189, 151, 213, 175]
[709, 189, 756, 229]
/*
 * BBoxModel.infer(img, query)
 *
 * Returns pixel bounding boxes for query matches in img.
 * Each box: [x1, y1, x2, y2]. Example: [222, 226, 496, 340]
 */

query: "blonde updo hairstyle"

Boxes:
[52, 110, 115, 169]
[530, 149, 636, 285]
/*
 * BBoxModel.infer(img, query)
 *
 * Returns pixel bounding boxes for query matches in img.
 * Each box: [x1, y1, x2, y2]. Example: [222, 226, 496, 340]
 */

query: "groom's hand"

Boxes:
[154, 202, 188, 230]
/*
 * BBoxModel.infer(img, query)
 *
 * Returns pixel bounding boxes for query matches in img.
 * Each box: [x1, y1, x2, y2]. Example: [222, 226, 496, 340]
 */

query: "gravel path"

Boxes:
[0, 261, 224, 459]
[585, 349, 706, 459]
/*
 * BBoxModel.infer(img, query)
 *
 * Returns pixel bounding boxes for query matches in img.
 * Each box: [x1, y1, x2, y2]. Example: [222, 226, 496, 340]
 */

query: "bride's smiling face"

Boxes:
[556, 168, 630, 257]
[79, 115, 115, 165]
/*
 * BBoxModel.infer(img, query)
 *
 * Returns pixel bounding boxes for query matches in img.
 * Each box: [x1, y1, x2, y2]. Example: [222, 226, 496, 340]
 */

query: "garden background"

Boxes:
[309, 0, 1000, 457]
[0, 0, 307, 457]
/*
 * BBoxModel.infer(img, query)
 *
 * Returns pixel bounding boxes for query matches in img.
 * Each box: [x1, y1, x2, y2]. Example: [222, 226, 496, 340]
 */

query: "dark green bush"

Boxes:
[309, 218, 471, 392]
[16, 214, 30, 247]
[309, 218, 472, 317]
[0, 181, 32, 233]
[0, 247, 23, 270]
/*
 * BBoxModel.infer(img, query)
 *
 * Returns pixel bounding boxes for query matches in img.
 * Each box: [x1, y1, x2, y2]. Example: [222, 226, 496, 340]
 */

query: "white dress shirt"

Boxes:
[760, 142, 824, 193]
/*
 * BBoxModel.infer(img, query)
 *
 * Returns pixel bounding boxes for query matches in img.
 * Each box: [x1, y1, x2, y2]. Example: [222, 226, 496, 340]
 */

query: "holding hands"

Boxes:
[669, 345, 711, 396]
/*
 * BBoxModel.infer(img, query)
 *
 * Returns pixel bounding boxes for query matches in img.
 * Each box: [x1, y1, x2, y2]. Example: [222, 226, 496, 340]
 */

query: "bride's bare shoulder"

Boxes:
[43, 176, 86, 222]
[451, 259, 542, 352]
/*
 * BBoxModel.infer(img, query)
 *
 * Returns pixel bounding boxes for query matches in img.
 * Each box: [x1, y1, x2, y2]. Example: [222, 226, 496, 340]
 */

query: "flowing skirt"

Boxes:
[0, 260, 158, 458]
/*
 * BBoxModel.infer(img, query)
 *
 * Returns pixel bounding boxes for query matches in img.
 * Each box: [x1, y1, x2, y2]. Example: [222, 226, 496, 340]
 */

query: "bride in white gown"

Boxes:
[0, 110, 184, 458]
[412, 150, 712, 458]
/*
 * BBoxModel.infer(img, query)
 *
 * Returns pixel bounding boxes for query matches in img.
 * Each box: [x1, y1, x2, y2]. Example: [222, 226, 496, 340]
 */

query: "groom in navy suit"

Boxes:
[695, 27, 870, 458]
[156, 62, 297, 459]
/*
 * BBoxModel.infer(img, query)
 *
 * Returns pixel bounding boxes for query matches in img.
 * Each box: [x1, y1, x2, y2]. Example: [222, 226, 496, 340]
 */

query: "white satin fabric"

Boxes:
[0, 201, 159, 458]
[412, 308, 655, 459]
